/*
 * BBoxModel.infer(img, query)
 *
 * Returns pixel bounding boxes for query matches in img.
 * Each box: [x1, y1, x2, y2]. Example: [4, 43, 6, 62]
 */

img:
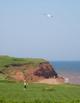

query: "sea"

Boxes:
[51, 61, 80, 84]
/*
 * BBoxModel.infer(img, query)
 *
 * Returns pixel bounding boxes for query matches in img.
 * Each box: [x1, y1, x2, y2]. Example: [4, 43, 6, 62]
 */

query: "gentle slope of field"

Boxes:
[0, 81, 80, 103]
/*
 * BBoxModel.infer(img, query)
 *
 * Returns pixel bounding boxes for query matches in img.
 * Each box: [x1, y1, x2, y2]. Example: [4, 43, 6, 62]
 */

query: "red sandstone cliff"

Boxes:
[2, 62, 59, 82]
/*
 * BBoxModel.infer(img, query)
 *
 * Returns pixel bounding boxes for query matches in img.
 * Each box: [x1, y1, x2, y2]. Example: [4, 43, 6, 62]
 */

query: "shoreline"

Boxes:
[37, 71, 80, 85]
[58, 72, 80, 84]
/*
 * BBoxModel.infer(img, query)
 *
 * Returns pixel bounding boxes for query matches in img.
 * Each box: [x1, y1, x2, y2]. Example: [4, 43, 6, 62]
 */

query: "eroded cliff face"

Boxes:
[33, 62, 58, 78]
[2, 62, 58, 82]
[25, 62, 58, 82]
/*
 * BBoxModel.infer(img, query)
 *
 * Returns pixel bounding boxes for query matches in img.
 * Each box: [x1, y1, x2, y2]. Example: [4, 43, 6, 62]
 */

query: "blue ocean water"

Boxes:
[51, 61, 80, 84]
[51, 61, 80, 73]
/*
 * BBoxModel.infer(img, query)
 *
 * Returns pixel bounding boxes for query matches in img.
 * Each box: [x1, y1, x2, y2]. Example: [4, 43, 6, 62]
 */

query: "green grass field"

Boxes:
[0, 81, 80, 103]
[0, 56, 47, 70]
[0, 56, 80, 103]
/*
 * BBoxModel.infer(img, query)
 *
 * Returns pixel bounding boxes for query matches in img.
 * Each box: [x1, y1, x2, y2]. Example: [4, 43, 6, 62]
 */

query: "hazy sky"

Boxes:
[0, 0, 80, 61]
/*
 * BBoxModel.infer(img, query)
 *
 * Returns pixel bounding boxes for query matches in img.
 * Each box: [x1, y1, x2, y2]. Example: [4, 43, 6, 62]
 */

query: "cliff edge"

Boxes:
[0, 56, 64, 84]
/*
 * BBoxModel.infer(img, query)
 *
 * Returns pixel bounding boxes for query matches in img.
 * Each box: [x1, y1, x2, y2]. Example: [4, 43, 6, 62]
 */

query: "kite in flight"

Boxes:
[43, 13, 54, 18]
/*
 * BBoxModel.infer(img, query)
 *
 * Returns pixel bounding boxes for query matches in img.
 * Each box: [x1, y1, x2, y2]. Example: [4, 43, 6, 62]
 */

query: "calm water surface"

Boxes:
[51, 61, 80, 84]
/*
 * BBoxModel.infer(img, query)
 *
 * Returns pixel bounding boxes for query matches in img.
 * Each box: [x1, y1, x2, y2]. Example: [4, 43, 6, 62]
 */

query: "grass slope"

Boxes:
[0, 55, 47, 70]
[0, 81, 80, 103]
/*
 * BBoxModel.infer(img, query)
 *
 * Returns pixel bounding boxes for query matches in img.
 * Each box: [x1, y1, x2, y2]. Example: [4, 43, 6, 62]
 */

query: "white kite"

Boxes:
[43, 13, 54, 18]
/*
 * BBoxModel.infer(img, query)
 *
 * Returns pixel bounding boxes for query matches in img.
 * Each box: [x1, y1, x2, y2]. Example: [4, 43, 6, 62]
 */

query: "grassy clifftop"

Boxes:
[0, 55, 47, 70]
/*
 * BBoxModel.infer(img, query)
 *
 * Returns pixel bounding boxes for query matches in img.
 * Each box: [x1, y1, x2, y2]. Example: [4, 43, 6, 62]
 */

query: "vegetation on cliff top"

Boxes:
[0, 55, 47, 70]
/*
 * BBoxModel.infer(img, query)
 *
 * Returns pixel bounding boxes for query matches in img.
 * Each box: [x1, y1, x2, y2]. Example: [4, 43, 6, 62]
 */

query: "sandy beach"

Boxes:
[58, 72, 80, 84]
[37, 73, 80, 85]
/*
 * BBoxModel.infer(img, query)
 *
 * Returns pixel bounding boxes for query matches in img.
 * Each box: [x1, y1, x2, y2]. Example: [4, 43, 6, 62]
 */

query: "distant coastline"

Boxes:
[51, 61, 80, 84]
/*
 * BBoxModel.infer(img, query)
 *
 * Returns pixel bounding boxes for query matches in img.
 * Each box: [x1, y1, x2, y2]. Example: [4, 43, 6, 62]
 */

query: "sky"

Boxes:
[0, 0, 80, 61]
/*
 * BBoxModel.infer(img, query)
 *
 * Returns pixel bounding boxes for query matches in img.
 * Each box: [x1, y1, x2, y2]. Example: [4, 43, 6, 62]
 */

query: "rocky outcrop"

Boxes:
[33, 62, 58, 78]
[2, 62, 60, 82]
[24, 62, 58, 82]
